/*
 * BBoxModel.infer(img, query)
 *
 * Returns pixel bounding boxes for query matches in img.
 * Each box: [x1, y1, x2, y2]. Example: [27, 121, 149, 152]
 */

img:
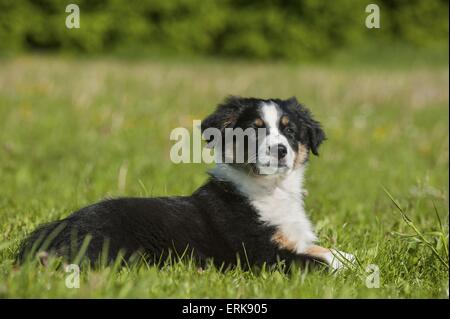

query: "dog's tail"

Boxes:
[16, 219, 70, 264]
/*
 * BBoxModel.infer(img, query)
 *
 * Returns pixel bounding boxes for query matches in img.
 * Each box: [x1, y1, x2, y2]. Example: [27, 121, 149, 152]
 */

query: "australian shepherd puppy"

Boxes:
[18, 96, 354, 270]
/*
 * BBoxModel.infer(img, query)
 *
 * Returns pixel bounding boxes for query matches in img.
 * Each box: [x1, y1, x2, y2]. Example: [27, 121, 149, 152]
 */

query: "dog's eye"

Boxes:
[284, 127, 294, 134]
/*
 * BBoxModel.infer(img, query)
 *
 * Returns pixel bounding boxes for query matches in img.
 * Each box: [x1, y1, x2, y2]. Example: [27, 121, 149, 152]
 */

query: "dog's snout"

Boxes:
[269, 144, 287, 159]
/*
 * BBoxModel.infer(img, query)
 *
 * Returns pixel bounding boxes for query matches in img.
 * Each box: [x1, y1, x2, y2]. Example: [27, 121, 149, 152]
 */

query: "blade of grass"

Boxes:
[72, 234, 92, 265]
[433, 201, 449, 260]
[383, 187, 449, 270]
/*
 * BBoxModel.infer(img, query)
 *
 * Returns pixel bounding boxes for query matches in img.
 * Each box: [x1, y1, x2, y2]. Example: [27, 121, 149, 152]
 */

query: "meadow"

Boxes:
[0, 54, 448, 298]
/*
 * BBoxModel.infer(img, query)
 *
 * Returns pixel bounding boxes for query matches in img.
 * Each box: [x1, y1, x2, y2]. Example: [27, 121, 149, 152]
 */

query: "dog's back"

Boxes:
[17, 196, 205, 264]
[17, 178, 264, 265]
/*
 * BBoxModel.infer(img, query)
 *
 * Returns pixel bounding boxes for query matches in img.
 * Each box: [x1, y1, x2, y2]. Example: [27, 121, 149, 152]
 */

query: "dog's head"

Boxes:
[201, 96, 325, 175]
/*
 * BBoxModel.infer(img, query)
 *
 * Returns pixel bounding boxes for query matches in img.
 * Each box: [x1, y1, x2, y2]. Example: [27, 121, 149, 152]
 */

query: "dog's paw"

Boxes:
[324, 249, 355, 271]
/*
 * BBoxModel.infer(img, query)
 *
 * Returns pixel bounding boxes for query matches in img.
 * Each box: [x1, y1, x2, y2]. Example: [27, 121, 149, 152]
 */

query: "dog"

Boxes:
[17, 96, 354, 270]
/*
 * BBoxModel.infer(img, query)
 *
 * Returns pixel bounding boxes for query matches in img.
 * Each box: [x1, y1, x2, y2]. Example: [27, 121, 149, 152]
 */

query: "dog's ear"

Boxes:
[201, 96, 244, 143]
[288, 97, 326, 156]
[305, 115, 326, 156]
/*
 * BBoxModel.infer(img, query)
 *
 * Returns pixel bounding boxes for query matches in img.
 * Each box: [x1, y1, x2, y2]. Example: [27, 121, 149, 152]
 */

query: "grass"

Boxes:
[0, 54, 448, 298]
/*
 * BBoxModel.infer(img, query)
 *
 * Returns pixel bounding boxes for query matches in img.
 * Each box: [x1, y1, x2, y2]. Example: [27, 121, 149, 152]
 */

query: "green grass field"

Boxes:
[0, 55, 448, 298]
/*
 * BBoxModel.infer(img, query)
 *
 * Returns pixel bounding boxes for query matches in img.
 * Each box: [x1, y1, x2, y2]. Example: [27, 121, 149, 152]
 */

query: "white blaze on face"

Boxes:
[258, 102, 295, 174]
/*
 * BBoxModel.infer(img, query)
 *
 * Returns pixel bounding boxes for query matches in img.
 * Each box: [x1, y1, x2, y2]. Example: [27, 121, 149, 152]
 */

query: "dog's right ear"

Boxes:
[287, 97, 326, 156]
[201, 96, 244, 143]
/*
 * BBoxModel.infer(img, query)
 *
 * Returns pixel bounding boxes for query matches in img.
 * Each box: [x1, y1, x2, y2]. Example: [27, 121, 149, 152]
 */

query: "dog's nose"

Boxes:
[271, 144, 287, 159]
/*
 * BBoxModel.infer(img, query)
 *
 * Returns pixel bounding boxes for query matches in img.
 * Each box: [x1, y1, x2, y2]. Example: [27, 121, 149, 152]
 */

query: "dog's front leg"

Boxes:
[272, 232, 355, 271]
[304, 245, 355, 271]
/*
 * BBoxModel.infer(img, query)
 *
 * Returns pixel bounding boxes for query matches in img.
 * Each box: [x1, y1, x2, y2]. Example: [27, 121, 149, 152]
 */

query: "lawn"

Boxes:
[0, 55, 448, 298]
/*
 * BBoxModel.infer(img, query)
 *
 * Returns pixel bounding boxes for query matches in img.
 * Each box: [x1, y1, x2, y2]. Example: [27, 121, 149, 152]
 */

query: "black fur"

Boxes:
[17, 96, 326, 269]
[287, 97, 326, 156]
[18, 178, 322, 268]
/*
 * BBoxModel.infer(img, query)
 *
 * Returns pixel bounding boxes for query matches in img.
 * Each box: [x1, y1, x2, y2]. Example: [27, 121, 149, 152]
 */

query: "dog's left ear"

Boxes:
[201, 96, 244, 143]
[305, 116, 326, 156]
[288, 97, 326, 156]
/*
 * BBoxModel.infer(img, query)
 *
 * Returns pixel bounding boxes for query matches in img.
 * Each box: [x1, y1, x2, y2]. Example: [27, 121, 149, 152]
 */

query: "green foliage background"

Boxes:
[0, 0, 448, 60]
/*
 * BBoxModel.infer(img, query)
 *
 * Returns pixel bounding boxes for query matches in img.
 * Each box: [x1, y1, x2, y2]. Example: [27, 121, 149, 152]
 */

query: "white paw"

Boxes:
[325, 249, 355, 271]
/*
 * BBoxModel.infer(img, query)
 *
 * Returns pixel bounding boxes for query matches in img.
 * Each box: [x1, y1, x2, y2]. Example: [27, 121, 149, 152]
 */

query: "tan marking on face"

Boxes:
[294, 143, 308, 168]
[272, 231, 297, 251]
[254, 118, 264, 127]
[281, 115, 289, 126]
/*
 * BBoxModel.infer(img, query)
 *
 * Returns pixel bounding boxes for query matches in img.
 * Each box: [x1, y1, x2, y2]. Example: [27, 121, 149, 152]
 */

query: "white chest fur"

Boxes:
[212, 165, 317, 254]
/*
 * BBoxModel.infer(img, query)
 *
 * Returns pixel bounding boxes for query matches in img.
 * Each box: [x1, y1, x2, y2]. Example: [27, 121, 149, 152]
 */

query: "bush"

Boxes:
[0, 0, 448, 60]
